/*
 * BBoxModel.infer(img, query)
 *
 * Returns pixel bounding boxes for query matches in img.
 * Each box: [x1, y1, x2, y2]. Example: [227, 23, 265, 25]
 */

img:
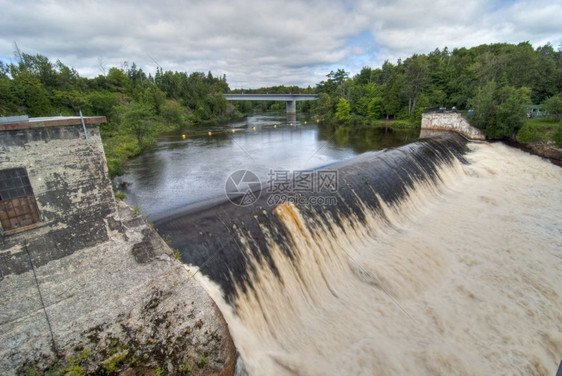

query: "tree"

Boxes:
[52, 89, 88, 115]
[470, 80, 530, 139]
[469, 80, 497, 130]
[116, 102, 158, 147]
[367, 96, 383, 119]
[315, 93, 332, 116]
[402, 55, 429, 116]
[11, 71, 53, 116]
[160, 99, 189, 129]
[382, 72, 404, 119]
[543, 93, 562, 119]
[335, 98, 351, 121]
[87, 91, 121, 120]
[491, 87, 529, 139]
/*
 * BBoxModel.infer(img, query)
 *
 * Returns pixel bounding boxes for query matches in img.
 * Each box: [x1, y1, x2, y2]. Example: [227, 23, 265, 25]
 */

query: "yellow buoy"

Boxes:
[181, 134, 186, 140]
[208, 131, 212, 136]
[232, 129, 236, 133]
[274, 124, 277, 128]
[304, 121, 307, 124]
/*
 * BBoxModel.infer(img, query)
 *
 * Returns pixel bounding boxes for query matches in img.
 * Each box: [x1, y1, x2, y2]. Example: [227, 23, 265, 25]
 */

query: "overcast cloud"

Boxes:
[0, 0, 561, 88]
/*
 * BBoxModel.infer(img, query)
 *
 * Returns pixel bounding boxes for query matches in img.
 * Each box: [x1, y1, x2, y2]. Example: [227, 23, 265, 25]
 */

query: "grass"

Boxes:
[516, 118, 562, 147]
[102, 132, 142, 178]
[196, 355, 208, 369]
[102, 350, 128, 373]
[114, 192, 126, 200]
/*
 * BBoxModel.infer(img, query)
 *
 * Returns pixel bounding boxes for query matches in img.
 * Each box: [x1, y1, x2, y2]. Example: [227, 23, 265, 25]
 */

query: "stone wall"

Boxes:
[0, 117, 236, 375]
[421, 111, 486, 141]
[0, 117, 118, 277]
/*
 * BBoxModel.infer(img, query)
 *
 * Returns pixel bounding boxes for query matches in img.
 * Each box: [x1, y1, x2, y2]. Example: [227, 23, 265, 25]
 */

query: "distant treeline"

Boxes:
[248, 42, 562, 140]
[2, 42, 562, 174]
[0, 51, 238, 176]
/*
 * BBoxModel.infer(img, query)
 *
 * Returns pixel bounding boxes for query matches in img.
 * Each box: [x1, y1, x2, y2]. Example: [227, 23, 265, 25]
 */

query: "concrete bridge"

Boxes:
[223, 94, 318, 116]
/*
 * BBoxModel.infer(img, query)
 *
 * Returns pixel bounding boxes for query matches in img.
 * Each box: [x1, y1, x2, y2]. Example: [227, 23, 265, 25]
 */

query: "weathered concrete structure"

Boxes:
[421, 111, 486, 141]
[0, 117, 236, 375]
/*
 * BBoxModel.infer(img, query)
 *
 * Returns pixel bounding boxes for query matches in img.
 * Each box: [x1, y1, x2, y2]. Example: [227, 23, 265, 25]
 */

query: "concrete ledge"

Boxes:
[0, 116, 106, 131]
[421, 112, 485, 141]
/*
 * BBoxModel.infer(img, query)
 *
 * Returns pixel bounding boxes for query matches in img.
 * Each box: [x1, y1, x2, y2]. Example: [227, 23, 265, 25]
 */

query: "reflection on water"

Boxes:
[318, 122, 419, 153]
[117, 113, 419, 218]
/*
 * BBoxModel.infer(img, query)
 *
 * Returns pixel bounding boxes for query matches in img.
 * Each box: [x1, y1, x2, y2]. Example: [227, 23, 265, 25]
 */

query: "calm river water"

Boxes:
[116, 113, 418, 218]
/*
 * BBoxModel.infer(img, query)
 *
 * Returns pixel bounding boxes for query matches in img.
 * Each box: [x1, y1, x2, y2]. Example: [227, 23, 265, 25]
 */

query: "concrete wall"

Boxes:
[421, 111, 486, 141]
[0, 117, 118, 279]
[0, 117, 236, 375]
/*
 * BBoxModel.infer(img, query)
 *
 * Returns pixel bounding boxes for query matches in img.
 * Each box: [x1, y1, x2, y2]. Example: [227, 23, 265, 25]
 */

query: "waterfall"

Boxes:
[155, 133, 562, 376]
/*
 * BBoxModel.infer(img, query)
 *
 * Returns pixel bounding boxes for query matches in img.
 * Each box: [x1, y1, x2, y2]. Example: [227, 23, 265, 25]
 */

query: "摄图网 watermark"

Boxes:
[225, 169, 338, 207]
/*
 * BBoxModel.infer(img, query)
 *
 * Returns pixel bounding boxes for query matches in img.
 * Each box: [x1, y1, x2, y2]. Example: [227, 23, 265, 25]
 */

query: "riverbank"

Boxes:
[505, 138, 562, 167]
[512, 118, 562, 166]
[103, 112, 246, 178]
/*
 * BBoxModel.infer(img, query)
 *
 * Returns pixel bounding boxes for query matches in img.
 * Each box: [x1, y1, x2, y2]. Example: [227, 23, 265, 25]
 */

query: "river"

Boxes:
[116, 113, 418, 219]
[120, 113, 562, 375]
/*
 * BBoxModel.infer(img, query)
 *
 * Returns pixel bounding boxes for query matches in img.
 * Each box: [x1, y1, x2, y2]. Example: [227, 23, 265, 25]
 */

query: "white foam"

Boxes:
[199, 142, 562, 376]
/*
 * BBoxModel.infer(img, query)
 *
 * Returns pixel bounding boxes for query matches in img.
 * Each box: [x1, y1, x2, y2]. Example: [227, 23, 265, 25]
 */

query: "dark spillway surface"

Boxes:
[154, 132, 468, 303]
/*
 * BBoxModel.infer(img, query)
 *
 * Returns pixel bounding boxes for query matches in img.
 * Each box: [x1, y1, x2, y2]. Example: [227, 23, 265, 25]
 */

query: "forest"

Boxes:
[309, 42, 562, 141]
[0, 51, 235, 175]
[1, 42, 561, 175]
[242, 42, 562, 147]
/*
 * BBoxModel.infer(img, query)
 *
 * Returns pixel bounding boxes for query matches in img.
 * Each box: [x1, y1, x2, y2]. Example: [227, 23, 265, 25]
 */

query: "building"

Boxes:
[0, 116, 235, 375]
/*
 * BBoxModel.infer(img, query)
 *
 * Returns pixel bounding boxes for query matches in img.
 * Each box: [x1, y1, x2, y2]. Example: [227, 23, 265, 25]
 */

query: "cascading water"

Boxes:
[155, 133, 562, 376]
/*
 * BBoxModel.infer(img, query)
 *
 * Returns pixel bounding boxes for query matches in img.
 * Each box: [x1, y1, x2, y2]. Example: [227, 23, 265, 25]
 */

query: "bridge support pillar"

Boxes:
[286, 100, 296, 115]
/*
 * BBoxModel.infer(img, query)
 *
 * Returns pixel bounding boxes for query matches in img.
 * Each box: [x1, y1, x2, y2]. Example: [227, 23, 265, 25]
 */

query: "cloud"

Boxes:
[0, 0, 560, 88]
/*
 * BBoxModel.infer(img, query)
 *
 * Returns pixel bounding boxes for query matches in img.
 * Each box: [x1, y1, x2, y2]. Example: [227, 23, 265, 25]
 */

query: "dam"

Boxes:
[122, 114, 562, 375]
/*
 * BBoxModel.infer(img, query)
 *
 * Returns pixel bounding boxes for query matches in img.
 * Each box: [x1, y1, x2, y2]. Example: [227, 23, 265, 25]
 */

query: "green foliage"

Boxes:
[543, 93, 562, 119]
[115, 102, 158, 147]
[335, 98, 351, 121]
[517, 118, 562, 146]
[161, 233, 172, 245]
[197, 356, 208, 369]
[491, 86, 529, 139]
[102, 350, 128, 373]
[179, 363, 191, 373]
[115, 192, 126, 200]
[367, 96, 383, 119]
[3, 43, 562, 164]
[312, 42, 562, 131]
[1, 50, 238, 177]
[160, 99, 189, 130]
[40, 349, 90, 376]
[469, 80, 530, 139]
[469, 81, 496, 129]
[173, 249, 181, 260]
[102, 133, 142, 177]
[315, 92, 332, 116]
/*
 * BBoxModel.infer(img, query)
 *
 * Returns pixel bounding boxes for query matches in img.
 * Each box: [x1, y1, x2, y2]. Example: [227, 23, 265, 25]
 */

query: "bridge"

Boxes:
[223, 94, 318, 116]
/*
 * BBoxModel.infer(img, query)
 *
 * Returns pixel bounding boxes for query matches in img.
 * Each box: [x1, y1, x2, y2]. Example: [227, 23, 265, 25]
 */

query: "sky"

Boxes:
[0, 0, 561, 88]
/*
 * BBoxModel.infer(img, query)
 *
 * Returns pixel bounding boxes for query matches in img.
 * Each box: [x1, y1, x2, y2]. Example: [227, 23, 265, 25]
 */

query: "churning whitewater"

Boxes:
[158, 137, 562, 375]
